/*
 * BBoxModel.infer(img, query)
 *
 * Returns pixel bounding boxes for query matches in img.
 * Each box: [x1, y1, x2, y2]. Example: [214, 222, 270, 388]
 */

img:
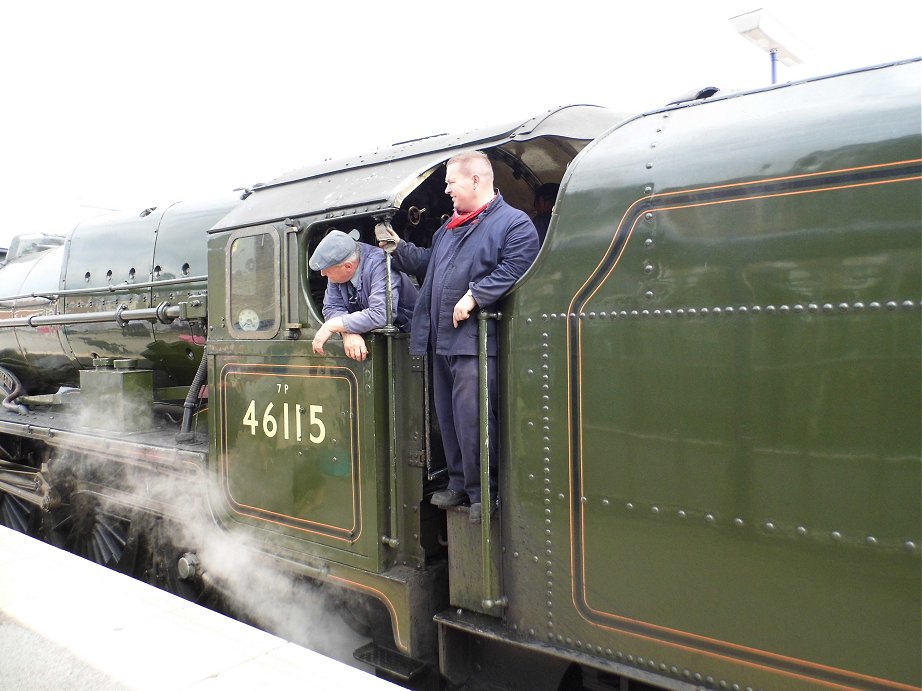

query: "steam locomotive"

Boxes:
[0, 59, 919, 691]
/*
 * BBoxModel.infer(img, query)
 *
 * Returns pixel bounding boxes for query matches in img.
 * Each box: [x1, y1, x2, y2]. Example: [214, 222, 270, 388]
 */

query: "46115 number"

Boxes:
[242, 400, 326, 443]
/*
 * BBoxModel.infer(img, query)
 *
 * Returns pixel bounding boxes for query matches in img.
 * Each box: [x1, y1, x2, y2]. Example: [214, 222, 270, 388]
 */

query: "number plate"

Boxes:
[219, 362, 361, 542]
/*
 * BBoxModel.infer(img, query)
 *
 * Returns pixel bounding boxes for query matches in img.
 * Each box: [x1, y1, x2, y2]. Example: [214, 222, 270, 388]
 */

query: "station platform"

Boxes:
[0, 526, 400, 690]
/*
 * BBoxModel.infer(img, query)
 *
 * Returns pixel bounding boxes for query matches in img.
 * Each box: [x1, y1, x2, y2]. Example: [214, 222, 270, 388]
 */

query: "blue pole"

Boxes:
[770, 48, 778, 84]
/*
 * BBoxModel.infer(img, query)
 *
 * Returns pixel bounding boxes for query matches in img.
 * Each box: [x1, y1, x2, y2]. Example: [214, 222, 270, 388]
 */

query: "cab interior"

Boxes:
[305, 134, 590, 307]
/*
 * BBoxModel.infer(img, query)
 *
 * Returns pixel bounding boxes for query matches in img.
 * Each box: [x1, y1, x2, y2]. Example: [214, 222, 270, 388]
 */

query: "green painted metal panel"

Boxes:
[219, 362, 364, 544]
[502, 61, 921, 689]
[447, 507, 502, 615]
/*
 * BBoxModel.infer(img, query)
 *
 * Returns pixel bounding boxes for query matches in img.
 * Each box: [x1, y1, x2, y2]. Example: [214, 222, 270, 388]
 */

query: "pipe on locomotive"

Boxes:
[0, 301, 188, 330]
[0, 295, 205, 414]
[1, 370, 27, 415]
[176, 354, 208, 442]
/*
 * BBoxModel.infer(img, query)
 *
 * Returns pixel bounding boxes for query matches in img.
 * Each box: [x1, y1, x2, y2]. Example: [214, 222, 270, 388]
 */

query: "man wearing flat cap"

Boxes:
[310, 229, 417, 361]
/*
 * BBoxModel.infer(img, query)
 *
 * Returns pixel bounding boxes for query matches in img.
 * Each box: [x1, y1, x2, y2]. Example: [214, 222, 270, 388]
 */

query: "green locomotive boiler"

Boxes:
[0, 58, 918, 690]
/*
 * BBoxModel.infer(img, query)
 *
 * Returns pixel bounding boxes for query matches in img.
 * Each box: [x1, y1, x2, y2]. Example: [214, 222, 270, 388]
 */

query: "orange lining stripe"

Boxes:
[327, 575, 406, 652]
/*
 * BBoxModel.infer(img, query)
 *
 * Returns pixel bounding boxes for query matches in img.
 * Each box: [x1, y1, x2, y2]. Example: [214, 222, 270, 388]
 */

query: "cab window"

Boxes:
[227, 229, 280, 338]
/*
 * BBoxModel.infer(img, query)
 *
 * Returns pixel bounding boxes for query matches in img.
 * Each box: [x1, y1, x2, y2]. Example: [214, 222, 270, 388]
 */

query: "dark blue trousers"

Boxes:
[432, 354, 497, 504]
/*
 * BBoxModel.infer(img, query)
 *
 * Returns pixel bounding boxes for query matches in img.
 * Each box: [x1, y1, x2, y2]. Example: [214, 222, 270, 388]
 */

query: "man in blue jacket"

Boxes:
[310, 230, 417, 361]
[384, 151, 539, 523]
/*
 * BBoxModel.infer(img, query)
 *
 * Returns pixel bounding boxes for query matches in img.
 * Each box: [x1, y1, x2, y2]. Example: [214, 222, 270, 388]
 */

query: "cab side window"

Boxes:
[227, 229, 280, 338]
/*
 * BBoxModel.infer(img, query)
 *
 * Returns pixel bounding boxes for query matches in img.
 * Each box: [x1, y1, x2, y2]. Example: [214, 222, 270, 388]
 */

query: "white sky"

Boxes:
[0, 0, 919, 248]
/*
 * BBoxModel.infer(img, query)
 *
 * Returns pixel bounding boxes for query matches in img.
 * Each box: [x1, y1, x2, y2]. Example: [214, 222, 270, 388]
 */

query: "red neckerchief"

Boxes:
[446, 199, 491, 229]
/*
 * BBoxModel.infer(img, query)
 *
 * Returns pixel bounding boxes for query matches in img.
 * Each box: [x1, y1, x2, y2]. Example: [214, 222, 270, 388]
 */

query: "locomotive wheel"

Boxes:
[133, 516, 228, 613]
[42, 491, 139, 573]
[0, 490, 41, 536]
[44, 496, 228, 613]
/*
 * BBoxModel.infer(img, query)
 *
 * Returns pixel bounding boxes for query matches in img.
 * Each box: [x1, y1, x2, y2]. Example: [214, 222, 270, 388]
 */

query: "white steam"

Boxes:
[47, 427, 375, 672]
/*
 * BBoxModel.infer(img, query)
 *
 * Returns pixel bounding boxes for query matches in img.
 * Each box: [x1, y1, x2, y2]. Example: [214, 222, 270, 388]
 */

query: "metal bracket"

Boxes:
[407, 450, 427, 468]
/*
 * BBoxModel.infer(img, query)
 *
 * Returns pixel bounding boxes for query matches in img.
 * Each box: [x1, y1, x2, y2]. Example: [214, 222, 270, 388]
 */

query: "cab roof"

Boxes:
[210, 104, 624, 233]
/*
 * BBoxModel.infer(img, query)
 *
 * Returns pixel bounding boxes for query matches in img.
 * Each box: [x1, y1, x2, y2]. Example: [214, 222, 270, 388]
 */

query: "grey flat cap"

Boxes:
[309, 230, 357, 271]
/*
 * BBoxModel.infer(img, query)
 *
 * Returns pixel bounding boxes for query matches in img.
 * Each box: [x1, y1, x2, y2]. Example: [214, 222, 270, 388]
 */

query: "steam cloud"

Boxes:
[49, 399, 376, 672]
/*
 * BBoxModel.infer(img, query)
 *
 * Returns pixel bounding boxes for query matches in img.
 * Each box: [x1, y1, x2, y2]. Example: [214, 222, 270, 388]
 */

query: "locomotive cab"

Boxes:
[205, 104, 627, 666]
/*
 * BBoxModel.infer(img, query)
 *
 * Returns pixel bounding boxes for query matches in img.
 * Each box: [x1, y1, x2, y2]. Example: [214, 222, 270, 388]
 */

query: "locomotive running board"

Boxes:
[0, 416, 206, 474]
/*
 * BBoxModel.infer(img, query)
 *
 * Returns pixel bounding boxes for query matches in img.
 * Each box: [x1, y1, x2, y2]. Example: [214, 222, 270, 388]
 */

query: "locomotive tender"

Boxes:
[0, 59, 919, 690]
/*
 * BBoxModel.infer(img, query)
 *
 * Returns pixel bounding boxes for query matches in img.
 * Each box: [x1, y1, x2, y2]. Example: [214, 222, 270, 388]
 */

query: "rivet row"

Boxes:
[592, 499, 918, 553]
[540, 330, 554, 624]
[539, 299, 920, 321]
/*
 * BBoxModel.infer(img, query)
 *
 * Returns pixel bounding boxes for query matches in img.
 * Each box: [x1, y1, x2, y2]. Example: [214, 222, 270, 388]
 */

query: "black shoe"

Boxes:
[431, 489, 466, 508]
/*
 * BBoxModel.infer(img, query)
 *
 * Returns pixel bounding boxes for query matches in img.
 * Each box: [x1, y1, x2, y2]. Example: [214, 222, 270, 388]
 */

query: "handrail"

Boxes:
[0, 275, 207, 304]
[478, 309, 506, 610]
[381, 252, 400, 549]
[0, 301, 204, 330]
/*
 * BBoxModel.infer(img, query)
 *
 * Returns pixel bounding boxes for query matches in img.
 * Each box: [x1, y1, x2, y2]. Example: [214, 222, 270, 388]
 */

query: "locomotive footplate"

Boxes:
[0, 404, 207, 491]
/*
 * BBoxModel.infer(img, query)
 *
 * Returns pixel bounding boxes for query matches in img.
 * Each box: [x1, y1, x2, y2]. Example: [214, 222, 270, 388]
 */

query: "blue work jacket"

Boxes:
[323, 243, 417, 334]
[392, 193, 539, 357]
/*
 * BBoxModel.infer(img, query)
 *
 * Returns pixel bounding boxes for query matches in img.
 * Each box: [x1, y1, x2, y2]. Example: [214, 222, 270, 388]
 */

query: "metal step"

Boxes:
[353, 642, 428, 682]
